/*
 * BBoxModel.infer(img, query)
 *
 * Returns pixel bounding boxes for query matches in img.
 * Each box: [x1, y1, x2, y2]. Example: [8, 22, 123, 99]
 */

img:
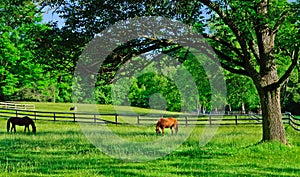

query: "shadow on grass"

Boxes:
[0, 123, 300, 176]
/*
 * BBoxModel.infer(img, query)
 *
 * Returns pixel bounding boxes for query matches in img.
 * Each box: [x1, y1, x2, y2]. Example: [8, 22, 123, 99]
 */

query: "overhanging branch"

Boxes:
[264, 47, 299, 90]
[273, 11, 289, 33]
[203, 34, 244, 59]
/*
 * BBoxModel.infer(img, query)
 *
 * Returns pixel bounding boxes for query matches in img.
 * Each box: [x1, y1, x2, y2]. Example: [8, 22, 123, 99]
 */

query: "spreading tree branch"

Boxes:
[198, 0, 259, 79]
[273, 11, 289, 33]
[265, 46, 299, 90]
[203, 34, 244, 59]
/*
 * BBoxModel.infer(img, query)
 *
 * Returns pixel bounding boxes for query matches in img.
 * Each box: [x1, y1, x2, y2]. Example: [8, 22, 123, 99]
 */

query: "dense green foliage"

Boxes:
[0, 1, 47, 100]
[0, 1, 299, 115]
[0, 1, 77, 102]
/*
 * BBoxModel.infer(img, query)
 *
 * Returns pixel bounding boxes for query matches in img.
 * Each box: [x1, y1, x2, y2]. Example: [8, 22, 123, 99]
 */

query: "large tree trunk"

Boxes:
[198, 0, 297, 145]
[255, 53, 287, 144]
[258, 87, 287, 144]
[255, 0, 287, 144]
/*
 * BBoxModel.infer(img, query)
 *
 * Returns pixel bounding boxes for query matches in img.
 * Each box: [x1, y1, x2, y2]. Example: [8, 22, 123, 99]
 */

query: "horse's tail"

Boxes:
[30, 119, 36, 134]
[7, 118, 11, 132]
[156, 118, 162, 133]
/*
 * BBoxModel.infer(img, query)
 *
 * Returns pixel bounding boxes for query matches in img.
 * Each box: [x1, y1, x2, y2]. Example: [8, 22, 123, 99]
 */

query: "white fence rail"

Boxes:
[0, 102, 35, 110]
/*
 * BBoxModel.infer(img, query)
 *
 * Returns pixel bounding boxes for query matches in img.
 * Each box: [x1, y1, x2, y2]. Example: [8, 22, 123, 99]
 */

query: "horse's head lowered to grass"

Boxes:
[7, 116, 36, 134]
[156, 117, 178, 134]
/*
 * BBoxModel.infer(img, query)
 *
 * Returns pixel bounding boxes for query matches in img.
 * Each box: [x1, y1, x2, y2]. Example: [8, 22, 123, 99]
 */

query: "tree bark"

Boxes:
[241, 102, 245, 114]
[254, 0, 287, 144]
[196, 0, 297, 144]
[259, 87, 287, 144]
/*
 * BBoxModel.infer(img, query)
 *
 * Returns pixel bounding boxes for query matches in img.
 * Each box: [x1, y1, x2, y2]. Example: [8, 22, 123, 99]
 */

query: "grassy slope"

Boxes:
[17, 102, 177, 115]
[0, 102, 300, 176]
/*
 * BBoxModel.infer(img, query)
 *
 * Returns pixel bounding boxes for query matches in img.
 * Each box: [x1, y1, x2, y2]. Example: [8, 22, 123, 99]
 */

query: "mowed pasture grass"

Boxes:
[26, 102, 177, 115]
[1, 116, 300, 176]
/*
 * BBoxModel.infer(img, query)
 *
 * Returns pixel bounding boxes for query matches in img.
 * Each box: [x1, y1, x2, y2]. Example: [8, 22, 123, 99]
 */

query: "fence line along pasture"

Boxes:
[287, 113, 300, 131]
[0, 107, 299, 131]
[0, 102, 35, 110]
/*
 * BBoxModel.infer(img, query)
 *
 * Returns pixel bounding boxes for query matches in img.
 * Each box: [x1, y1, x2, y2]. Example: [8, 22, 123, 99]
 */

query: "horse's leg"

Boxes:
[162, 127, 165, 134]
[170, 126, 173, 134]
[12, 125, 16, 132]
[175, 123, 178, 134]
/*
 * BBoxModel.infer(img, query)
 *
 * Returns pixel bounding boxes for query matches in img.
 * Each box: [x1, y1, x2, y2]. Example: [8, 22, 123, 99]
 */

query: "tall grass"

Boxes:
[1, 115, 300, 176]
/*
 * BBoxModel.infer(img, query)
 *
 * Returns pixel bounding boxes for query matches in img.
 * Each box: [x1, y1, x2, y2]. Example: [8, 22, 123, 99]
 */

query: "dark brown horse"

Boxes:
[156, 117, 178, 134]
[7, 116, 36, 134]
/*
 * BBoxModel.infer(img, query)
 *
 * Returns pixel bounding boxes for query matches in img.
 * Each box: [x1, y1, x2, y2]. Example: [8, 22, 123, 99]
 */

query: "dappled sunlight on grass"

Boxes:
[0, 118, 300, 176]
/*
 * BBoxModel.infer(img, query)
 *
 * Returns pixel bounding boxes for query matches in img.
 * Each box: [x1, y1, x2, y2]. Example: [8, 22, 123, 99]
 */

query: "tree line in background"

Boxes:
[0, 0, 299, 114]
[1, 0, 299, 143]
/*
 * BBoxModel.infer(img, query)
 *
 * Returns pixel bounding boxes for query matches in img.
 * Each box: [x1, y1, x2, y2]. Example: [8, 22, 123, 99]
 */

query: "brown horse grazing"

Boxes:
[156, 117, 178, 134]
[7, 116, 36, 134]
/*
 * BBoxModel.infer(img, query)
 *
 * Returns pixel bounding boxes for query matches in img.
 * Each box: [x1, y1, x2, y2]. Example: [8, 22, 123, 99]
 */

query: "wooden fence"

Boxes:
[0, 107, 299, 130]
[0, 102, 35, 110]
[287, 112, 300, 131]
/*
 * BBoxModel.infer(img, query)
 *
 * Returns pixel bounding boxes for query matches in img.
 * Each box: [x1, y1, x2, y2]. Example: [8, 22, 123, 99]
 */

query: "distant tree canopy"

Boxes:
[0, 0, 86, 102]
[1, 1, 299, 112]
[0, 0, 51, 101]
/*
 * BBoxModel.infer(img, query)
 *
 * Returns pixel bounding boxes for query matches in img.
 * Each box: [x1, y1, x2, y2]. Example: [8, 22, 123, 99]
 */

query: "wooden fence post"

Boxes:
[137, 115, 140, 125]
[73, 113, 76, 122]
[235, 115, 238, 125]
[34, 111, 37, 121]
[94, 114, 97, 123]
[115, 114, 118, 126]
[185, 116, 188, 127]
[209, 115, 212, 127]
[54, 113, 56, 122]
[287, 113, 291, 126]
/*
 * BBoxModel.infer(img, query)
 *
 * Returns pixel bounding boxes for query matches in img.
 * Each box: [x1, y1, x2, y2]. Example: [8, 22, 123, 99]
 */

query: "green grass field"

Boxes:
[18, 102, 178, 115]
[1, 103, 300, 176]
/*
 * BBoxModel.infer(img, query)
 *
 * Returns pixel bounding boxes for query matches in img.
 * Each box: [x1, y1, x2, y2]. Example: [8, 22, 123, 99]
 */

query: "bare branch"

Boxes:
[248, 39, 260, 61]
[273, 11, 289, 33]
[213, 49, 249, 76]
[265, 47, 299, 90]
[198, 0, 248, 50]
[221, 64, 248, 76]
[203, 34, 244, 59]
[213, 49, 244, 68]
[198, 0, 259, 78]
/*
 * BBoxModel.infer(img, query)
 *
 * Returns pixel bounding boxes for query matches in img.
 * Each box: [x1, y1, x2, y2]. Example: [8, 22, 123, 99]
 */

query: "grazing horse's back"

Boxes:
[156, 117, 178, 134]
[7, 116, 36, 133]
